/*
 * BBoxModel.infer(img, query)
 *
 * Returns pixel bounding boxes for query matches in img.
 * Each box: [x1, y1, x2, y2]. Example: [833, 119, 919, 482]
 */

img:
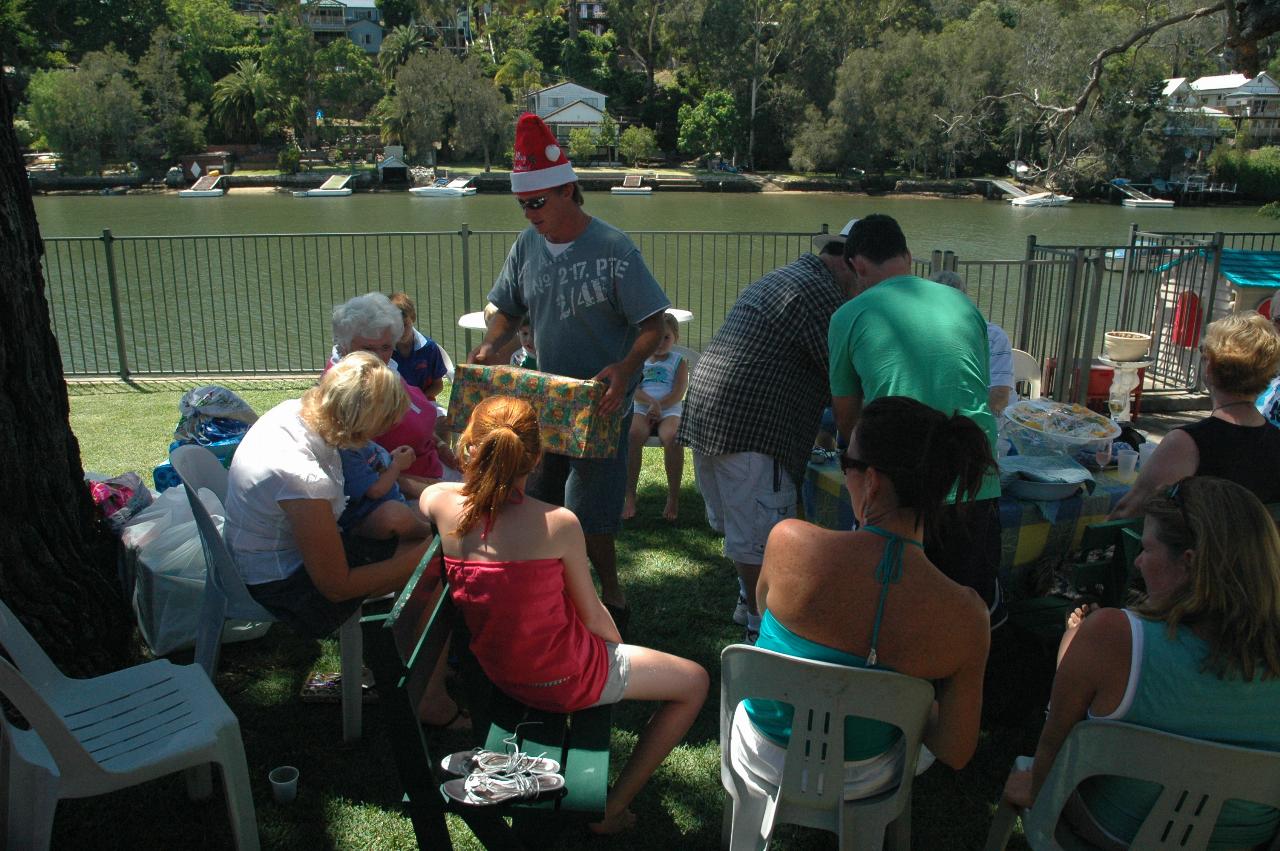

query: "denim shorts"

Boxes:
[526, 418, 629, 535]
[246, 533, 395, 640]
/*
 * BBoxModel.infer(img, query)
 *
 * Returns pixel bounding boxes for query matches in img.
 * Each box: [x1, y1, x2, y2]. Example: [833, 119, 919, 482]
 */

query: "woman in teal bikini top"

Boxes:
[746, 525, 922, 761]
[744, 396, 996, 772]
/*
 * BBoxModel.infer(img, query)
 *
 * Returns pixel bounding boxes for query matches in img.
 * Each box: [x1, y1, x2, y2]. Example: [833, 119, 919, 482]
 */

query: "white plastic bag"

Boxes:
[122, 487, 271, 656]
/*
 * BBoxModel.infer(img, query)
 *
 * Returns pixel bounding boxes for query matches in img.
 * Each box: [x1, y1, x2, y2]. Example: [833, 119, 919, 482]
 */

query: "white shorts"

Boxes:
[692, 451, 796, 565]
[587, 642, 633, 708]
[729, 702, 935, 801]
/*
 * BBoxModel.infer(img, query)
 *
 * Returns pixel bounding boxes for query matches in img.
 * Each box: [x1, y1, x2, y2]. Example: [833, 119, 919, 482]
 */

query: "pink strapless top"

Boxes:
[443, 555, 609, 712]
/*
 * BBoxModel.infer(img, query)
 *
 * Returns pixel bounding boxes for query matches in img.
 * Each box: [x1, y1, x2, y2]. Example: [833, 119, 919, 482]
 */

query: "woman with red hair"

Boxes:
[420, 397, 708, 834]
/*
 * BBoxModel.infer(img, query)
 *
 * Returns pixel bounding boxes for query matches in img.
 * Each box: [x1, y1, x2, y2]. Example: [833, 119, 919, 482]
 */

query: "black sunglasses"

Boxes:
[840, 454, 871, 474]
[517, 194, 550, 210]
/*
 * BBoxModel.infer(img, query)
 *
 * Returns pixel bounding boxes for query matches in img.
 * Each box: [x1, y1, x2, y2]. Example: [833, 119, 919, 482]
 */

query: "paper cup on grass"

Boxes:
[269, 765, 299, 804]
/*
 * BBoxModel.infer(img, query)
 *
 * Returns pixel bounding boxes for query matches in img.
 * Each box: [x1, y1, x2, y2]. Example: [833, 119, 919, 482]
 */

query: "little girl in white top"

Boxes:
[623, 313, 689, 521]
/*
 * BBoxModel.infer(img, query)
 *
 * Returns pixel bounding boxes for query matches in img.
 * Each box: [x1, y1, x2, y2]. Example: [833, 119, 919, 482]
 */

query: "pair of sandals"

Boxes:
[440, 734, 565, 806]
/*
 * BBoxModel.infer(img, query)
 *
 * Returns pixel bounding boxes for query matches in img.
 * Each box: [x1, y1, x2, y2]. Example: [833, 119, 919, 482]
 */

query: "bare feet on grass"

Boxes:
[663, 496, 679, 521]
[621, 497, 637, 520]
[588, 808, 637, 835]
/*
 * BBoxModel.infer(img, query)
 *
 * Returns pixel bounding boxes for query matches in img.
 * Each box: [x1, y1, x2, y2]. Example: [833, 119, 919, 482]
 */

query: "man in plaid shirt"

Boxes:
[678, 222, 857, 642]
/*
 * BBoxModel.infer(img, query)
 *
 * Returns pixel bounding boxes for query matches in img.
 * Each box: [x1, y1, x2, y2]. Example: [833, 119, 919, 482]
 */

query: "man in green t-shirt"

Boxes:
[827, 215, 1003, 619]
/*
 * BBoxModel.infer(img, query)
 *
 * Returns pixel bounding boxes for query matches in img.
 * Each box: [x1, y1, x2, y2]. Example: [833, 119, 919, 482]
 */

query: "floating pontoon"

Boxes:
[295, 175, 354, 197]
[1111, 178, 1174, 208]
[610, 174, 652, 195]
[179, 174, 225, 198]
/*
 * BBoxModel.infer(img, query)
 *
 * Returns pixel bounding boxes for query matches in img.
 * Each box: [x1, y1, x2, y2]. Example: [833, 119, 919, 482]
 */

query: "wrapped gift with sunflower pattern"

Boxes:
[449, 364, 622, 458]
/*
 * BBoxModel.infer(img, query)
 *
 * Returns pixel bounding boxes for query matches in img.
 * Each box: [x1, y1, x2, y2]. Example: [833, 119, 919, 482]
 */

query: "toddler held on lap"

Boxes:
[338, 442, 432, 541]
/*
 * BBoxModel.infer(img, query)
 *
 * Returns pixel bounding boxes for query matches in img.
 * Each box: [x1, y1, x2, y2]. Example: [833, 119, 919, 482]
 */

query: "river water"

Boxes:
[32, 190, 1280, 260]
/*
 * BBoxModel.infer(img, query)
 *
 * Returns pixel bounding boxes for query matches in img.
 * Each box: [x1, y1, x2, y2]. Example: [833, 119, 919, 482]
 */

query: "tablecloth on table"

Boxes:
[801, 459, 1132, 573]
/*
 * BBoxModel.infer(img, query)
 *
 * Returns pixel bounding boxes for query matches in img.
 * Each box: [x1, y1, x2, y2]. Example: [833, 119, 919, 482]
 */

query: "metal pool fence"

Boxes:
[42, 227, 814, 378]
[42, 224, 1249, 399]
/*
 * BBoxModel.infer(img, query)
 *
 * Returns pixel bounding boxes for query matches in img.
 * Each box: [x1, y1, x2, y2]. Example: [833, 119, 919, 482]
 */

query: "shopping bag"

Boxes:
[122, 487, 271, 656]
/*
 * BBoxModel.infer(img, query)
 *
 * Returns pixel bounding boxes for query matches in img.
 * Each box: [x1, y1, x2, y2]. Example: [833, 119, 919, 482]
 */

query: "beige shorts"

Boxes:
[588, 642, 633, 707]
[693, 451, 796, 565]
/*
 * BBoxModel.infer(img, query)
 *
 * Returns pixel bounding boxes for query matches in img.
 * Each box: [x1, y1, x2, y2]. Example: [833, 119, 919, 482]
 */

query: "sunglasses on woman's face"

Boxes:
[840, 454, 871, 474]
[517, 194, 550, 210]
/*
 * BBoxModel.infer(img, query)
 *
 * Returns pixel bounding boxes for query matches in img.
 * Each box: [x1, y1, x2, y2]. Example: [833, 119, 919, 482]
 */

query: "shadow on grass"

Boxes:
[51, 449, 1049, 850]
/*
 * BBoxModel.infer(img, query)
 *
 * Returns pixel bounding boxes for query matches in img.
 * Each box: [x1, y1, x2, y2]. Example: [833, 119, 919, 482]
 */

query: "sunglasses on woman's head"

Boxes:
[517, 194, 550, 210]
[1166, 480, 1196, 541]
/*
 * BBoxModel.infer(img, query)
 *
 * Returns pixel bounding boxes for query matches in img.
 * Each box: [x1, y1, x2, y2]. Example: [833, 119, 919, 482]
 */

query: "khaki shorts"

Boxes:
[588, 642, 633, 707]
[693, 451, 796, 565]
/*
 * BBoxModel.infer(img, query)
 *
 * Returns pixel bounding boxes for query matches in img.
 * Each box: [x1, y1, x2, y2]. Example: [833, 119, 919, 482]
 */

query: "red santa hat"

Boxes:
[510, 113, 578, 194]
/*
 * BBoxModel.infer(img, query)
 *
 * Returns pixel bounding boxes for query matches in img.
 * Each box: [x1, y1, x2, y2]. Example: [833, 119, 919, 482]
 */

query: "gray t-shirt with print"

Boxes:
[488, 217, 670, 393]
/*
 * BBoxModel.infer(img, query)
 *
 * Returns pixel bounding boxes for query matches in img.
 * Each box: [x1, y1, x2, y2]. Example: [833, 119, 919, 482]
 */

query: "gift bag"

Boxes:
[448, 364, 622, 458]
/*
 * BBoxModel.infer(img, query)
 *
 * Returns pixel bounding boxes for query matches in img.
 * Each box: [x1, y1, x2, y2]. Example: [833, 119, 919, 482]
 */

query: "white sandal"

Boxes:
[440, 746, 561, 778]
[440, 725, 561, 777]
[442, 770, 565, 806]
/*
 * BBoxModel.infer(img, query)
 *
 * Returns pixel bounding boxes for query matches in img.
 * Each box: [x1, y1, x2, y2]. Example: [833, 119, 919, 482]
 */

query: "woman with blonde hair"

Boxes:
[420, 396, 708, 834]
[1112, 312, 1280, 517]
[225, 353, 462, 727]
[1004, 476, 1280, 848]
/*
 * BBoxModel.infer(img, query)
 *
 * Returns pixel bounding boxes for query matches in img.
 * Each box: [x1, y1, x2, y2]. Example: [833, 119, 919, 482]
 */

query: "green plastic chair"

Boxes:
[984, 720, 1280, 851]
[719, 644, 935, 851]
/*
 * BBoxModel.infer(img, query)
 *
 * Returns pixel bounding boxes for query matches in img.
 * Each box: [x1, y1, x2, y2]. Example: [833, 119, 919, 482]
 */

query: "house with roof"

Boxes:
[1188, 72, 1280, 140]
[525, 82, 609, 146]
[574, 2, 609, 36]
[301, 0, 384, 54]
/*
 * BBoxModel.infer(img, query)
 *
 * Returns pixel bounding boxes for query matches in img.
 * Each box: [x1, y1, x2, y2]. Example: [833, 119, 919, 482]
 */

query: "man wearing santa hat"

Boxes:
[472, 113, 670, 629]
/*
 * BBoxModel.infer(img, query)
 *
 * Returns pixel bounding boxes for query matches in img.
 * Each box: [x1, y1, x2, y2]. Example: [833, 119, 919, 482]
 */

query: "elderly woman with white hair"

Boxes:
[330, 293, 459, 496]
[931, 270, 1016, 418]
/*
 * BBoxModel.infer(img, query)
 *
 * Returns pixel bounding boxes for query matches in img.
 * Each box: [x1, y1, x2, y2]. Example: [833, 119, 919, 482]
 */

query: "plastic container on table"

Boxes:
[1003, 398, 1121, 464]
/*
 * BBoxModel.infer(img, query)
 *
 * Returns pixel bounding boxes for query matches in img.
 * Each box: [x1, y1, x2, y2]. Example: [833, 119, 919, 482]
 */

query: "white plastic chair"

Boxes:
[440, 346, 456, 382]
[984, 720, 1280, 851]
[720, 644, 935, 850]
[169, 445, 365, 742]
[644, 345, 699, 448]
[0, 599, 259, 850]
[1012, 349, 1042, 399]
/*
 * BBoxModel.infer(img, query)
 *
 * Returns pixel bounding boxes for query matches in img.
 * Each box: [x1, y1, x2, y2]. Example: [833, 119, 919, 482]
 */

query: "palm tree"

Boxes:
[377, 25, 426, 79]
[494, 48, 543, 104]
[211, 59, 276, 142]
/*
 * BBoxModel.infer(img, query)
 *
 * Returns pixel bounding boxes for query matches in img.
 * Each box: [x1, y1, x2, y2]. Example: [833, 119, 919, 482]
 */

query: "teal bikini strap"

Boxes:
[861, 525, 923, 667]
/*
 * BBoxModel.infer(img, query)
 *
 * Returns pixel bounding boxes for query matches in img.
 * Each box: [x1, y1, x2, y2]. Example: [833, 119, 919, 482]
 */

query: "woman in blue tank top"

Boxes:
[1004, 477, 1280, 849]
[731, 396, 996, 801]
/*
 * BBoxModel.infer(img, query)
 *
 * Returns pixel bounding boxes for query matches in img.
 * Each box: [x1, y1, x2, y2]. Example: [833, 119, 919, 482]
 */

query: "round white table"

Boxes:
[458, 307, 692, 330]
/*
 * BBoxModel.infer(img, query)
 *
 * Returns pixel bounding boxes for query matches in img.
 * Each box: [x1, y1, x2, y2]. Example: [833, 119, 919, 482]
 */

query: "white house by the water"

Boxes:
[525, 83, 609, 145]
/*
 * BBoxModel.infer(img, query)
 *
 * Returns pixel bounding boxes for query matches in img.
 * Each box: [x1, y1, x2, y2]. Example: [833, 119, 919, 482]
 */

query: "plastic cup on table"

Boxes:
[1138, 442, 1157, 470]
[269, 765, 299, 804]
[1115, 448, 1138, 479]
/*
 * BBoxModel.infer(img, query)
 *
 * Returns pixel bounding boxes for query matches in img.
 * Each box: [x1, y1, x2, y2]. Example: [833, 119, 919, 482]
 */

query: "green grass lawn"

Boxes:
[63, 379, 1043, 849]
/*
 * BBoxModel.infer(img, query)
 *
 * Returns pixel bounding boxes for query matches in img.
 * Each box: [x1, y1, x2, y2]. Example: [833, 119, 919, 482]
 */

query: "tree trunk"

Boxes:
[0, 77, 133, 676]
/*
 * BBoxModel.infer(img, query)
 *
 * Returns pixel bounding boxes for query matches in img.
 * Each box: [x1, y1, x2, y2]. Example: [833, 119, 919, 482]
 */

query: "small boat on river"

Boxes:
[1010, 191, 1072, 208]
[409, 176, 477, 197]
